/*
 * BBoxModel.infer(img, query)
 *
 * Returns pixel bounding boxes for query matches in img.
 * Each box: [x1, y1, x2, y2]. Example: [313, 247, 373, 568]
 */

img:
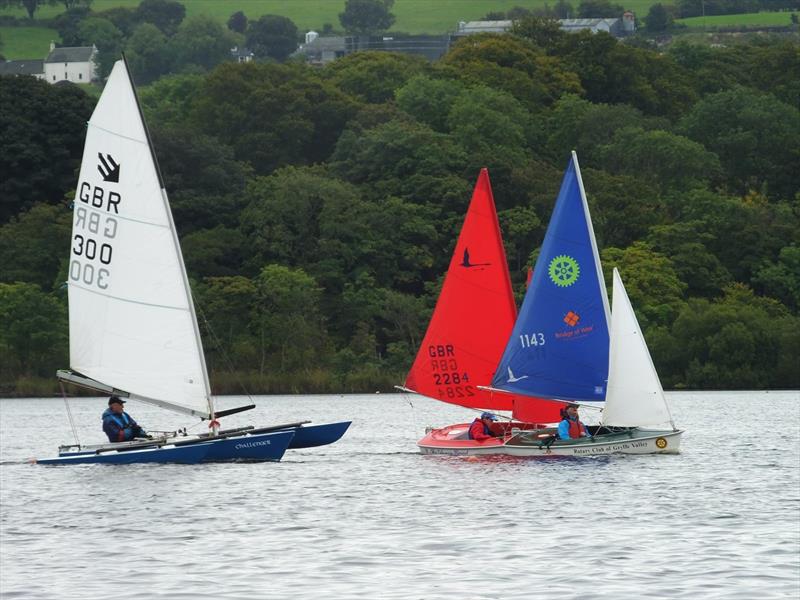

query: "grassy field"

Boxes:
[677, 10, 796, 28]
[0, 26, 59, 59]
[1, 1, 794, 60]
[1, 0, 656, 33]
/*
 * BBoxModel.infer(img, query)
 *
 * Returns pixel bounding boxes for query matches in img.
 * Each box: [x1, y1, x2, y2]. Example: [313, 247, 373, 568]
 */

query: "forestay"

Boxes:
[602, 269, 674, 427]
[491, 152, 610, 403]
[67, 59, 212, 418]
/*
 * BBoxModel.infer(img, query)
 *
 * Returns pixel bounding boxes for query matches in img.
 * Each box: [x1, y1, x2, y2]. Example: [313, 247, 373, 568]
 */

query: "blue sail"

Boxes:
[491, 152, 610, 402]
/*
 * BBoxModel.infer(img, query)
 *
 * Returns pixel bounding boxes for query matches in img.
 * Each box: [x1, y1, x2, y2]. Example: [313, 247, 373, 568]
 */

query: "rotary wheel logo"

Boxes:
[655, 437, 668, 449]
[548, 255, 580, 287]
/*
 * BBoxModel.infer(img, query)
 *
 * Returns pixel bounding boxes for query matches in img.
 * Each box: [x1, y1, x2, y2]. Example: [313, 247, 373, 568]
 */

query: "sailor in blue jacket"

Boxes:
[102, 396, 148, 442]
[557, 403, 592, 440]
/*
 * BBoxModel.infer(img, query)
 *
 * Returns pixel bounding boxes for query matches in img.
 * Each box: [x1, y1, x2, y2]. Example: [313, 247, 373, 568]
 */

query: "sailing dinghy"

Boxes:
[37, 58, 349, 465]
[494, 268, 683, 456]
[418, 153, 681, 456]
[401, 169, 563, 453]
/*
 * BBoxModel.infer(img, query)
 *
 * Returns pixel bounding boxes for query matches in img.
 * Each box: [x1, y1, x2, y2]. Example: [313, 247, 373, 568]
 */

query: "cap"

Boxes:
[108, 396, 126, 406]
[480, 412, 498, 421]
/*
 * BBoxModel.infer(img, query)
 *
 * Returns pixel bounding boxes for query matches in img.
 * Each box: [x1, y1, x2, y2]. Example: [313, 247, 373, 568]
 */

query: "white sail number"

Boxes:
[519, 333, 546, 348]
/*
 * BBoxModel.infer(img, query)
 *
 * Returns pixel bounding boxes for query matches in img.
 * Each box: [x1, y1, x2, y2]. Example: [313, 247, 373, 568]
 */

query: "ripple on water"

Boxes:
[1, 392, 799, 599]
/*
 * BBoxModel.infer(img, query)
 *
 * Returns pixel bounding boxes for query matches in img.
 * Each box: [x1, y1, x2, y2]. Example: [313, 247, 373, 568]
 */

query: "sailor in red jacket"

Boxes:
[468, 412, 500, 440]
[557, 403, 591, 440]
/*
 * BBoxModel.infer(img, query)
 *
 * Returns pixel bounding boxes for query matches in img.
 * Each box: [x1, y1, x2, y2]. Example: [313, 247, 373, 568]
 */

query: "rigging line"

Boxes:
[194, 302, 256, 405]
[60, 381, 80, 447]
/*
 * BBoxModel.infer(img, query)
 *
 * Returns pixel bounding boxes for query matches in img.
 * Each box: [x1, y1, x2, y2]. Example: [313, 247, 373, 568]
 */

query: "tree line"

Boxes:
[1, 18, 798, 395]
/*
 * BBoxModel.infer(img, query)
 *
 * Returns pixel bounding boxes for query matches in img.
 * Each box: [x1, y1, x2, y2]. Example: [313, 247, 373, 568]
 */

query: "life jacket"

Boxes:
[568, 417, 588, 439]
[467, 419, 492, 440]
[107, 411, 131, 429]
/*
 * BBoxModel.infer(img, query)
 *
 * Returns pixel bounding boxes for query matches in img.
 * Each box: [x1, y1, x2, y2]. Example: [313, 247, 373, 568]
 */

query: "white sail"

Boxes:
[602, 269, 673, 427]
[67, 59, 211, 418]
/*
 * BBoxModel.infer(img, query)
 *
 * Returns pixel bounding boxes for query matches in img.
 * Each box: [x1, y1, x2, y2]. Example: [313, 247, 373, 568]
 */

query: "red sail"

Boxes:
[405, 169, 562, 422]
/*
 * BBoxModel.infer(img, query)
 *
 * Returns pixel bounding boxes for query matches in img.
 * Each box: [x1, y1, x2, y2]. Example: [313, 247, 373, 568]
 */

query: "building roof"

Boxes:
[457, 20, 513, 33]
[560, 18, 620, 32]
[299, 36, 347, 52]
[0, 59, 44, 76]
[45, 46, 95, 64]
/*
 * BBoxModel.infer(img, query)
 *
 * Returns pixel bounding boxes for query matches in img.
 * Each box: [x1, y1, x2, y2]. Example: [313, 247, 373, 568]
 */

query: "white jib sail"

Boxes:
[67, 59, 211, 418]
[602, 268, 673, 427]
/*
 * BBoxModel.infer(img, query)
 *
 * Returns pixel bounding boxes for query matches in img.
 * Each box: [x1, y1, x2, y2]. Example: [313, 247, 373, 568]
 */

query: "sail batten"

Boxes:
[68, 59, 211, 418]
[491, 153, 610, 403]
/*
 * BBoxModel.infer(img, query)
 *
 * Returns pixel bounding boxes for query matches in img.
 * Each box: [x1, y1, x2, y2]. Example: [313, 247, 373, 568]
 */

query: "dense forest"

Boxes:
[1, 13, 798, 395]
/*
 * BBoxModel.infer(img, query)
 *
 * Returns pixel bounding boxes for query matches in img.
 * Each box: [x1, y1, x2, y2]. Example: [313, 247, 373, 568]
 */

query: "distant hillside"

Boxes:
[1, 0, 657, 34]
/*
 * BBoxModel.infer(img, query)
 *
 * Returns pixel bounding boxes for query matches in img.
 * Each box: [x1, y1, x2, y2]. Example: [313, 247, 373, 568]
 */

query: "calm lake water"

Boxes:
[1, 391, 798, 599]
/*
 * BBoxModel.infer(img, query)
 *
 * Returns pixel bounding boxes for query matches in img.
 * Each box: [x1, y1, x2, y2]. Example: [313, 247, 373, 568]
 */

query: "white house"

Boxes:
[44, 43, 97, 84]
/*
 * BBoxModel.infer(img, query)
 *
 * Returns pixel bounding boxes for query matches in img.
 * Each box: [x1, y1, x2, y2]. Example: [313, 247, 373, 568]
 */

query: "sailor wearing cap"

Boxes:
[102, 395, 148, 443]
[467, 411, 501, 441]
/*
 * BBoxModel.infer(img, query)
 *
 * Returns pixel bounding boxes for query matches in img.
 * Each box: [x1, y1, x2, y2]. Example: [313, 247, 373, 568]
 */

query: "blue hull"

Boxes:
[199, 430, 294, 461]
[287, 421, 351, 449]
[37, 443, 211, 465]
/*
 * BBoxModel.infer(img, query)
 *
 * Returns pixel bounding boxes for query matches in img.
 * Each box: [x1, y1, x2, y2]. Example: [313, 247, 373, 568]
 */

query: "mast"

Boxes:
[572, 151, 611, 327]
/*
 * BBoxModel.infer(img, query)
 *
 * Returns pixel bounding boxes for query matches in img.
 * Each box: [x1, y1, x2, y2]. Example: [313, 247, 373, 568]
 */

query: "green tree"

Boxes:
[555, 31, 696, 118]
[0, 76, 95, 223]
[125, 22, 169, 84]
[191, 62, 360, 174]
[136, 0, 185, 36]
[0, 203, 72, 291]
[150, 126, 252, 233]
[443, 34, 582, 111]
[670, 285, 797, 389]
[331, 118, 468, 210]
[753, 245, 800, 310]
[252, 264, 330, 373]
[245, 14, 298, 61]
[227, 11, 248, 34]
[339, 0, 395, 35]
[577, 0, 624, 17]
[540, 94, 663, 165]
[644, 3, 673, 32]
[647, 222, 733, 298]
[170, 15, 238, 72]
[138, 73, 205, 128]
[77, 17, 124, 79]
[597, 127, 722, 192]
[54, 6, 92, 46]
[446, 85, 530, 175]
[679, 87, 800, 199]
[395, 74, 465, 132]
[602, 242, 687, 328]
[95, 6, 139, 36]
[511, 16, 565, 49]
[197, 276, 258, 371]
[0, 283, 67, 378]
[0, 0, 46, 19]
[581, 167, 663, 249]
[182, 226, 247, 279]
[324, 51, 426, 104]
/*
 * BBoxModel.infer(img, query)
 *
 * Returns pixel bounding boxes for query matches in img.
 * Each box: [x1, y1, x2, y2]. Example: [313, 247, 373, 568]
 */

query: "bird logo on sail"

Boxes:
[460, 248, 490, 268]
[506, 367, 528, 383]
[98, 153, 120, 183]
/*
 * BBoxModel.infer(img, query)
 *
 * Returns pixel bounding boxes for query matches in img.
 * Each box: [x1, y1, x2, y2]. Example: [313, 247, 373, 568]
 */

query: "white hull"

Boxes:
[419, 428, 682, 457]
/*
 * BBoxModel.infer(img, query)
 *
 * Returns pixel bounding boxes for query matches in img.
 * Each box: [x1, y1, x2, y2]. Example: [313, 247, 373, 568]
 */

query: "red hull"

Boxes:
[417, 421, 551, 453]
